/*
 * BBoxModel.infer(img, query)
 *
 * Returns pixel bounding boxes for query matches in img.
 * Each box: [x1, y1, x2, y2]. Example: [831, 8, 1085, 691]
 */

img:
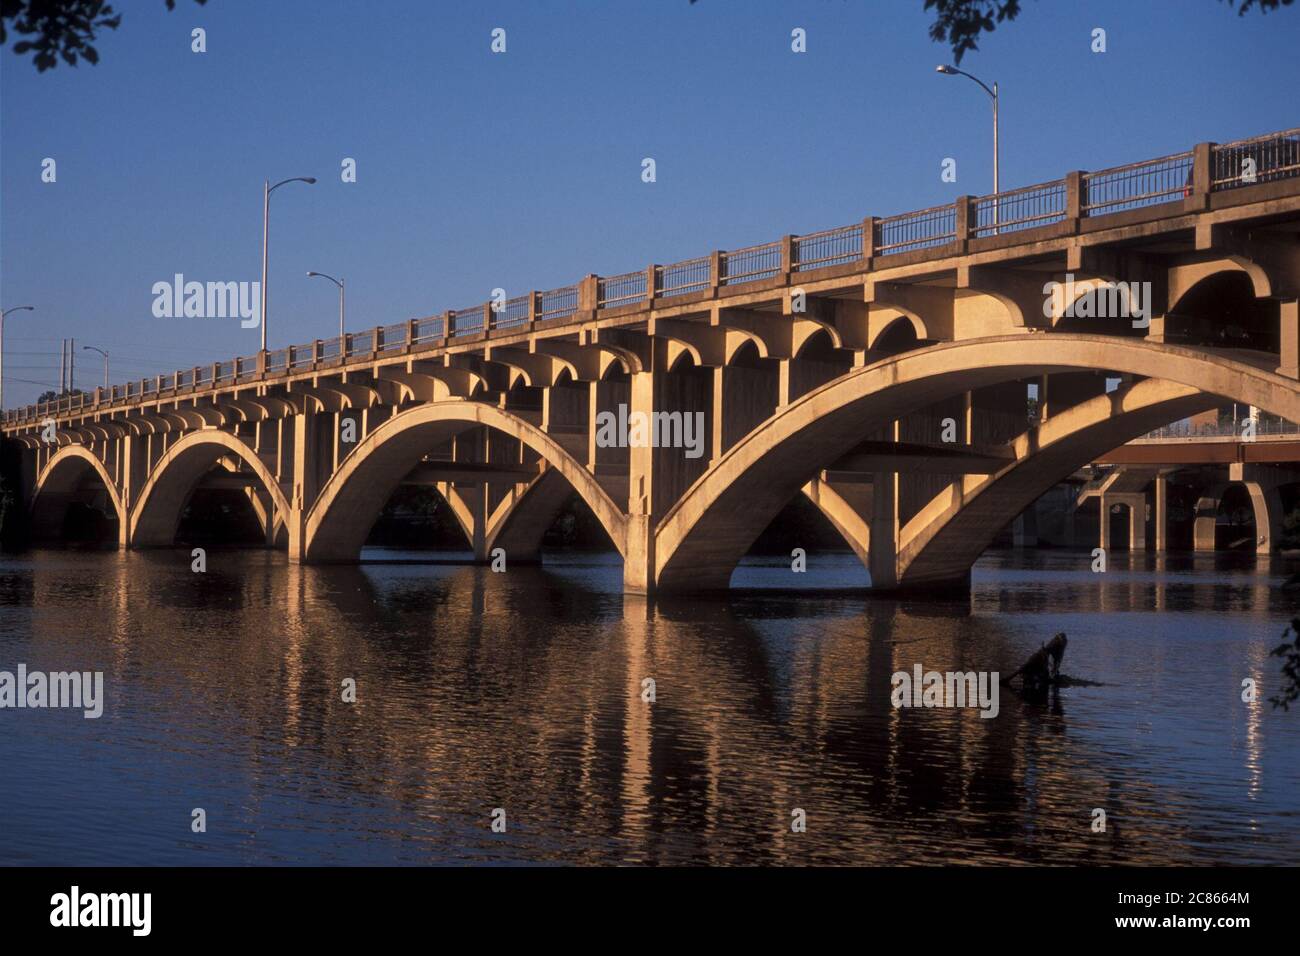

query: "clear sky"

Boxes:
[1, 0, 1297, 406]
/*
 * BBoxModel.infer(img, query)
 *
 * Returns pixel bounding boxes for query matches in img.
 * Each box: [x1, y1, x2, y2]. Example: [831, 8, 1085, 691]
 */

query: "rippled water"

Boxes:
[2, 547, 1298, 865]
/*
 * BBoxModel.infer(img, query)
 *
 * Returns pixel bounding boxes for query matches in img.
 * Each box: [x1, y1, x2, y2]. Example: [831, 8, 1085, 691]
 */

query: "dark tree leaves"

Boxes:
[1, 0, 205, 71]
[1270, 618, 1300, 711]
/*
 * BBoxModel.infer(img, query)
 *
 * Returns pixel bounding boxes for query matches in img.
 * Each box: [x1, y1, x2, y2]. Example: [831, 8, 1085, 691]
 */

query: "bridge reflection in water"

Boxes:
[3, 547, 1296, 865]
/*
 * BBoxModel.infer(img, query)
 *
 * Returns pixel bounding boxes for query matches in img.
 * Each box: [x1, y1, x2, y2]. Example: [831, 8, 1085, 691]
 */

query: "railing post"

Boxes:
[954, 196, 973, 252]
[780, 235, 794, 280]
[373, 325, 382, 356]
[527, 292, 538, 331]
[482, 302, 493, 336]
[1189, 141, 1214, 210]
[312, 339, 322, 369]
[578, 274, 598, 314]
[646, 265, 658, 308]
[862, 216, 876, 266]
[444, 309, 455, 339]
[407, 318, 418, 354]
[210, 363, 219, 387]
[257, 350, 266, 378]
[709, 251, 722, 294]
[1065, 171, 1083, 228]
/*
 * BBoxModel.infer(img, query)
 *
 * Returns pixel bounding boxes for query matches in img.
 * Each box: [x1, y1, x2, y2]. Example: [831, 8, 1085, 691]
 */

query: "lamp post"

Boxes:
[83, 345, 109, 389]
[935, 64, 999, 202]
[306, 271, 345, 341]
[260, 176, 317, 353]
[0, 305, 35, 412]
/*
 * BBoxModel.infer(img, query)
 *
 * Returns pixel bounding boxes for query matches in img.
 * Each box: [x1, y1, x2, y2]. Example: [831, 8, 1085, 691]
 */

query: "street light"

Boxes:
[260, 176, 317, 353]
[0, 305, 35, 412]
[82, 345, 109, 389]
[306, 271, 345, 340]
[935, 64, 999, 200]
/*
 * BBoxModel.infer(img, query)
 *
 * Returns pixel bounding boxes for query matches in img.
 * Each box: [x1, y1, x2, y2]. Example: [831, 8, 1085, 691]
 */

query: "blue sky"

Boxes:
[1, 0, 1297, 405]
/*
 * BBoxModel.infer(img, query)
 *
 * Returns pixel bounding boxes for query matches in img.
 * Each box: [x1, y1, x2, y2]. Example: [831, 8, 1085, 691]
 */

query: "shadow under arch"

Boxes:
[31, 445, 126, 541]
[654, 334, 1300, 592]
[303, 401, 628, 563]
[129, 429, 291, 548]
[899, 379, 1217, 587]
[1166, 270, 1279, 352]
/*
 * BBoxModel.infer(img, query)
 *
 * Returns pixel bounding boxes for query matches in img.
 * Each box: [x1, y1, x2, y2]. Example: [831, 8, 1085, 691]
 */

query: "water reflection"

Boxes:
[1, 548, 1297, 865]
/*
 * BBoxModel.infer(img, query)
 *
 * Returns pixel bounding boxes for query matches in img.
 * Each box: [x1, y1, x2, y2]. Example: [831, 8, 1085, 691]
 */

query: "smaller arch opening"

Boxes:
[1166, 272, 1278, 352]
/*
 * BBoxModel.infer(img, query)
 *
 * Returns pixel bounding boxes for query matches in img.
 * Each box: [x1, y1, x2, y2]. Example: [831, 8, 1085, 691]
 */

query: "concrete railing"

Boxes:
[6, 125, 1300, 426]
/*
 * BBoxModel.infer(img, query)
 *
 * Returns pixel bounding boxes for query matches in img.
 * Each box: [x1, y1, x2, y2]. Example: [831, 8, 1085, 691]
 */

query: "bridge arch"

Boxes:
[31, 445, 126, 541]
[1165, 268, 1279, 351]
[654, 334, 1300, 591]
[128, 429, 290, 548]
[302, 401, 627, 563]
[1192, 480, 1285, 554]
[898, 380, 1216, 586]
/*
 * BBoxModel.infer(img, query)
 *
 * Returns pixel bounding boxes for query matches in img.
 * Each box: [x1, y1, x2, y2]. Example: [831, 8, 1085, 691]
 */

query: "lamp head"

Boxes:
[936, 64, 958, 75]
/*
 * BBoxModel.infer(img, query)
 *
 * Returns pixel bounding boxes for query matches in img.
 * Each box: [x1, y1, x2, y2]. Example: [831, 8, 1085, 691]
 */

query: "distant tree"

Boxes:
[923, 0, 1292, 63]
[1, 0, 206, 71]
[687, 0, 1294, 65]
[1270, 618, 1300, 711]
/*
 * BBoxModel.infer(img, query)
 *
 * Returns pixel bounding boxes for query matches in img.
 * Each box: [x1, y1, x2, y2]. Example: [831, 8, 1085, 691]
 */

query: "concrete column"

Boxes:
[118, 433, 147, 548]
[1013, 508, 1038, 547]
[1154, 476, 1167, 553]
[1129, 496, 1146, 552]
[624, 367, 659, 593]
[869, 471, 898, 590]
[289, 409, 320, 562]
[1246, 481, 1283, 554]
[469, 482, 489, 562]
[1193, 492, 1220, 552]
[1278, 298, 1298, 380]
[1099, 493, 1111, 552]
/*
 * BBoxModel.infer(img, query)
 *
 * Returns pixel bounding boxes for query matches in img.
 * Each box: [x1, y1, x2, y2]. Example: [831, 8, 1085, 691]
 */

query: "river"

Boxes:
[1, 547, 1297, 865]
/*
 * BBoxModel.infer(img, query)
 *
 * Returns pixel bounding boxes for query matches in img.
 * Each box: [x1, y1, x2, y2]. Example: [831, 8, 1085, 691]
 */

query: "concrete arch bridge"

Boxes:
[5, 128, 1300, 593]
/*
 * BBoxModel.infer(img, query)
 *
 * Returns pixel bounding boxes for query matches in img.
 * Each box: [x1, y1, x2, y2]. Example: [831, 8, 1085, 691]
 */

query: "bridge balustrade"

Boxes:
[5, 125, 1300, 426]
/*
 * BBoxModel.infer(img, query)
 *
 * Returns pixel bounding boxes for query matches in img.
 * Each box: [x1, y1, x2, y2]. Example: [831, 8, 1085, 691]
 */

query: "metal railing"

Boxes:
[537, 285, 578, 321]
[1140, 418, 1300, 440]
[973, 180, 1067, 237]
[7, 125, 1300, 425]
[874, 203, 957, 255]
[451, 307, 484, 337]
[598, 271, 648, 308]
[414, 316, 444, 342]
[1212, 127, 1300, 190]
[1082, 150, 1194, 215]
[656, 257, 711, 297]
[722, 242, 781, 286]
[794, 224, 862, 271]
[497, 294, 532, 329]
[379, 323, 407, 351]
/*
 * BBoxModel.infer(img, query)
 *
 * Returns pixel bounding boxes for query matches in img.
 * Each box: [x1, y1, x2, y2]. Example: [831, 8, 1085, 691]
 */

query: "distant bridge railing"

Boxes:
[1139, 418, 1300, 441]
[6, 125, 1300, 425]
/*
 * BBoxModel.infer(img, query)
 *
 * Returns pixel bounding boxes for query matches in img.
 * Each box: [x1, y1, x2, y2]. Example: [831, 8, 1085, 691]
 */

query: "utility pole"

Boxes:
[59, 339, 66, 393]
